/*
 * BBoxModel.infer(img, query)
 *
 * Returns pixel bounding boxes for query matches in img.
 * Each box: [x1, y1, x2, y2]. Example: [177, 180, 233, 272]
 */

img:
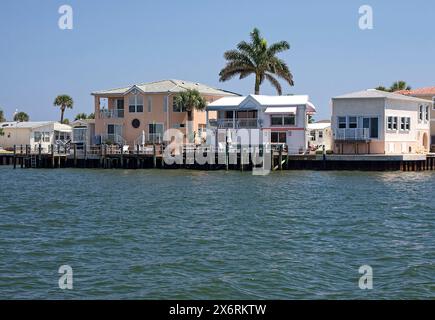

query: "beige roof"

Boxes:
[333, 89, 432, 103]
[92, 79, 239, 96]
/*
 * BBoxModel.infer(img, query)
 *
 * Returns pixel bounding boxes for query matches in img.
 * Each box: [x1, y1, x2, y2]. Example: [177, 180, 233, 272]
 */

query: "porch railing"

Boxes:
[99, 109, 124, 119]
[334, 128, 370, 141]
[208, 118, 261, 129]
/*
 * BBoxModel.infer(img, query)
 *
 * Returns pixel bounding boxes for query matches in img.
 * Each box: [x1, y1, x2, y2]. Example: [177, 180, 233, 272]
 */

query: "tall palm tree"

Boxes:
[219, 28, 294, 95]
[54, 95, 74, 123]
[13, 112, 29, 122]
[173, 89, 207, 121]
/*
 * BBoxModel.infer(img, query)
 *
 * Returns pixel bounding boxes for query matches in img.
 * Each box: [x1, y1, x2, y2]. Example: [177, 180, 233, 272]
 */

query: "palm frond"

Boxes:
[265, 74, 283, 95]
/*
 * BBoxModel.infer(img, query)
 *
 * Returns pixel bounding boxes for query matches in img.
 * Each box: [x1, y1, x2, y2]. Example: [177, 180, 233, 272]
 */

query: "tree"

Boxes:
[376, 81, 411, 92]
[219, 28, 294, 95]
[62, 118, 70, 125]
[173, 89, 207, 121]
[0, 108, 5, 122]
[53, 95, 74, 123]
[75, 113, 88, 120]
[14, 112, 29, 122]
[88, 113, 95, 119]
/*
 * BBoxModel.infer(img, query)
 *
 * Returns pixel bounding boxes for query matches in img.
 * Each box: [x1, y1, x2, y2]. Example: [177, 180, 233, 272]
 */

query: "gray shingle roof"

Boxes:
[91, 79, 239, 96]
[333, 89, 432, 103]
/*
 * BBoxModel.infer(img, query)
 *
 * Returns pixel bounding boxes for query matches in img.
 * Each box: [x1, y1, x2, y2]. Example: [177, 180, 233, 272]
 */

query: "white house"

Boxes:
[332, 89, 431, 154]
[206, 94, 316, 154]
[308, 121, 332, 151]
[71, 119, 96, 148]
[0, 121, 72, 152]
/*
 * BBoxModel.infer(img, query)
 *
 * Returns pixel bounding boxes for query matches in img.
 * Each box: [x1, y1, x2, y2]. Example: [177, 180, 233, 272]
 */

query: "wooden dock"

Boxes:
[1, 144, 435, 172]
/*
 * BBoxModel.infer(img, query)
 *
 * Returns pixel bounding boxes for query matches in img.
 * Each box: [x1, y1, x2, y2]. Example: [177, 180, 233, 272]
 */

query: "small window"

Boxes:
[318, 131, 323, 138]
[348, 116, 357, 129]
[129, 94, 143, 113]
[392, 116, 398, 130]
[34, 131, 42, 143]
[148, 96, 152, 112]
[400, 117, 406, 131]
[425, 105, 429, 121]
[271, 115, 283, 126]
[419, 105, 423, 121]
[432, 97, 435, 110]
[338, 117, 346, 129]
[283, 115, 295, 126]
[132, 119, 141, 129]
[387, 116, 393, 130]
[405, 117, 411, 131]
[271, 132, 286, 143]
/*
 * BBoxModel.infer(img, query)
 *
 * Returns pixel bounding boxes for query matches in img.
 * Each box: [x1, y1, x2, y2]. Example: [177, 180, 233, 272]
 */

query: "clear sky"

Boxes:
[0, 0, 434, 121]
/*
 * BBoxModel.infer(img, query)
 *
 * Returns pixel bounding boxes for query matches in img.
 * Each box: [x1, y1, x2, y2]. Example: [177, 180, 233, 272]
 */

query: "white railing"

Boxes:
[100, 134, 127, 145]
[334, 128, 370, 141]
[208, 118, 261, 129]
[99, 109, 124, 119]
[133, 133, 163, 146]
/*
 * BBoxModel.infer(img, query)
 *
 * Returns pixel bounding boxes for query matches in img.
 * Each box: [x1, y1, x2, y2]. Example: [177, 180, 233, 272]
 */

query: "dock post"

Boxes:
[13, 145, 16, 169]
[73, 144, 77, 167]
[38, 143, 42, 168]
[226, 143, 230, 171]
[278, 145, 283, 171]
[51, 144, 55, 168]
[84, 143, 87, 168]
[153, 143, 157, 168]
[271, 146, 275, 171]
[25, 144, 29, 168]
[240, 146, 244, 171]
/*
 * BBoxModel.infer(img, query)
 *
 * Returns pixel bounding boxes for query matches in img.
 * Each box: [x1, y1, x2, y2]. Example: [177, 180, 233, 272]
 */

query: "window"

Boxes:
[114, 99, 124, 117]
[387, 116, 398, 130]
[128, 94, 143, 113]
[363, 117, 379, 139]
[400, 117, 411, 131]
[132, 119, 141, 129]
[400, 117, 406, 131]
[148, 96, 152, 112]
[73, 127, 87, 143]
[405, 117, 411, 131]
[34, 131, 42, 143]
[271, 114, 295, 126]
[338, 117, 346, 129]
[310, 130, 316, 141]
[271, 132, 286, 143]
[419, 105, 423, 121]
[432, 97, 435, 110]
[173, 99, 185, 112]
[318, 131, 323, 139]
[425, 105, 429, 121]
[348, 116, 357, 129]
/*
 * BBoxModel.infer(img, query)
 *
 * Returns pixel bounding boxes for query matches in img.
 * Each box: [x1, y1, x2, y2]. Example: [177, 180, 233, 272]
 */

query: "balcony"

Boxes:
[99, 109, 124, 119]
[334, 128, 370, 141]
[208, 118, 261, 129]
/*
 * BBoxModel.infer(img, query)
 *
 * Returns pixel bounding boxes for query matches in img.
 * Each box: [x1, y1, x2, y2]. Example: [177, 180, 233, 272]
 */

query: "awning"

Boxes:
[264, 106, 297, 114]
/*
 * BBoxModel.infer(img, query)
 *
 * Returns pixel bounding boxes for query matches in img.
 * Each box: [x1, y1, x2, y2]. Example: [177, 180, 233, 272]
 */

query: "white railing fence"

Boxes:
[334, 128, 370, 141]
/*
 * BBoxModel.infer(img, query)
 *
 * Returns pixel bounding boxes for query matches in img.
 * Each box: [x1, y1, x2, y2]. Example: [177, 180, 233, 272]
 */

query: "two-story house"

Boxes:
[206, 94, 316, 154]
[91, 79, 237, 147]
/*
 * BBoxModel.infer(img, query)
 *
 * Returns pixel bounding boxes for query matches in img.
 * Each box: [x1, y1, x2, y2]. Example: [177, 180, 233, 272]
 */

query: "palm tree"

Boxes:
[75, 113, 88, 120]
[0, 108, 5, 122]
[376, 81, 411, 92]
[53, 95, 74, 123]
[13, 112, 29, 122]
[88, 113, 95, 119]
[62, 118, 70, 125]
[389, 81, 411, 92]
[219, 28, 294, 95]
[173, 89, 207, 121]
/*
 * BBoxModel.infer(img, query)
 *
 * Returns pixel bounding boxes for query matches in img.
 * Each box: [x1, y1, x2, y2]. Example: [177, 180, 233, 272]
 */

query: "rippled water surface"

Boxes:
[0, 167, 434, 299]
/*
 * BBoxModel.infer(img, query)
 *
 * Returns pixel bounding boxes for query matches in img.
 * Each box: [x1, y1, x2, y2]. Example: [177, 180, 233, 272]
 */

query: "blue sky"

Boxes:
[0, 0, 434, 121]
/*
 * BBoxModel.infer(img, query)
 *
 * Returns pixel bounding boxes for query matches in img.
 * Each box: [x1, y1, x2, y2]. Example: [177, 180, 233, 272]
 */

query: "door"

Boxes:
[363, 117, 379, 139]
[149, 123, 164, 143]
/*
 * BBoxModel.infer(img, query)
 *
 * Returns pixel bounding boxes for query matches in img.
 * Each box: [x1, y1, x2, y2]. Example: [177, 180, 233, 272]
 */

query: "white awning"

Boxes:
[264, 106, 297, 114]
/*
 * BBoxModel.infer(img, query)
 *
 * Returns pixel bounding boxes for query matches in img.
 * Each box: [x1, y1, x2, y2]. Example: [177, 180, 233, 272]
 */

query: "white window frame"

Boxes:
[338, 116, 347, 129]
[425, 105, 429, 121]
[128, 94, 144, 113]
[419, 105, 423, 122]
[432, 97, 435, 110]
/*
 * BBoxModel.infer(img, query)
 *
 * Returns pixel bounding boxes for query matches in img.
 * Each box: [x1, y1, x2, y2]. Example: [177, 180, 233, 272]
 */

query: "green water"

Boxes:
[0, 167, 434, 299]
